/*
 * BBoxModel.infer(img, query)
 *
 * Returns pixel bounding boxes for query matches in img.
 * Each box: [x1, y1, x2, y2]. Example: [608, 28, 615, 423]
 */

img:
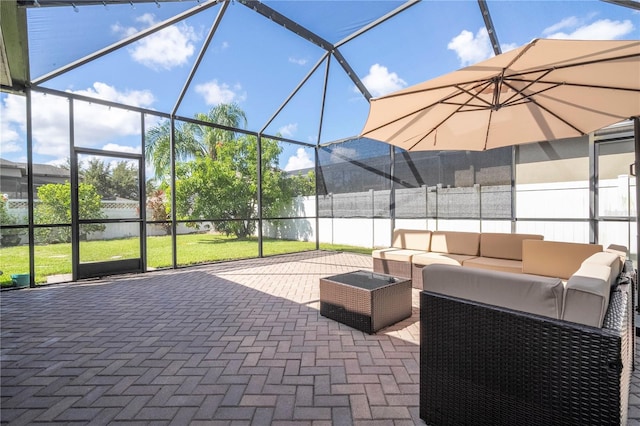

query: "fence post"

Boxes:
[475, 183, 481, 232]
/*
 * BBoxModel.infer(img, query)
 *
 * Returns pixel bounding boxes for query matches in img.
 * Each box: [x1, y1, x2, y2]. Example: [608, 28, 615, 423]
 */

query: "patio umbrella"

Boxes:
[361, 37, 640, 277]
[360, 38, 640, 152]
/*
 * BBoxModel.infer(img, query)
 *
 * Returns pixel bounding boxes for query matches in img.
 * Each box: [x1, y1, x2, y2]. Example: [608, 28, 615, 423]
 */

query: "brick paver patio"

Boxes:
[0, 250, 638, 425]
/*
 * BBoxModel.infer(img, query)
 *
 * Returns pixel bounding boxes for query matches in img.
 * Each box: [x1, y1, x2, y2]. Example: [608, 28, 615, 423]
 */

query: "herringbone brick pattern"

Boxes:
[1, 251, 420, 425]
[1, 250, 638, 425]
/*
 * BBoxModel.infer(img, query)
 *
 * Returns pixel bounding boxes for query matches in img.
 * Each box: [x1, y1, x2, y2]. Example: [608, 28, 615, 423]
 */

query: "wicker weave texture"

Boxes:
[373, 258, 412, 280]
[420, 287, 631, 426]
[320, 274, 411, 334]
[411, 263, 425, 289]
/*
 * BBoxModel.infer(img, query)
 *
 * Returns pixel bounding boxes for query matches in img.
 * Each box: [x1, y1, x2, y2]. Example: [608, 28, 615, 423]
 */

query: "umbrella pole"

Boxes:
[634, 117, 639, 340]
[635, 116, 640, 269]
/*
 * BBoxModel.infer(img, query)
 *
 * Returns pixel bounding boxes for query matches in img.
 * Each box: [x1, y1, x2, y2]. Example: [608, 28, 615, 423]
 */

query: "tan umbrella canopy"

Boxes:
[360, 38, 640, 152]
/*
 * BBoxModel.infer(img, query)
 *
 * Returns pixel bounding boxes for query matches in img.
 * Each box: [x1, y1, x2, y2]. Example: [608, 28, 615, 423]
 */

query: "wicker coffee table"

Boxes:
[319, 270, 412, 334]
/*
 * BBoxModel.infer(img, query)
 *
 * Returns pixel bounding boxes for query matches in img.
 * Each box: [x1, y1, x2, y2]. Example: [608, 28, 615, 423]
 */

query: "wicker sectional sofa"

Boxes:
[419, 244, 634, 425]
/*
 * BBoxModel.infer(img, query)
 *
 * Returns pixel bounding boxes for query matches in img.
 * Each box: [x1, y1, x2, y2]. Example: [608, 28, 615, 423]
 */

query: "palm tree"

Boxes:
[145, 103, 248, 179]
[145, 120, 201, 180]
[189, 103, 248, 160]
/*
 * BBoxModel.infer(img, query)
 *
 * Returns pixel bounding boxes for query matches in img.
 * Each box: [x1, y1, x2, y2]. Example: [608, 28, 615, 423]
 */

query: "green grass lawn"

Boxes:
[0, 233, 370, 286]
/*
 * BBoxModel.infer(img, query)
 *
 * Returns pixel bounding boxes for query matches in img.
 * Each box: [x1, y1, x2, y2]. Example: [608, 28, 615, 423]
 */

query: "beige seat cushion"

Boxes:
[372, 248, 427, 262]
[412, 252, 476, 267]
[479, 232, 544, 261]
[423, 264, 564, 320]
[462, 256, 523, 274]
[390, 229, 432, 251]
[430, 231, 480, 256]
[522, 240, 603, 280]
[562, 263, 612, 327]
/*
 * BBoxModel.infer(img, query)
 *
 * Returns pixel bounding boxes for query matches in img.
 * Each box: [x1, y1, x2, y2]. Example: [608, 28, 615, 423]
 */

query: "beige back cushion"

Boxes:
[391, 229, 431, 251]
[582, 251, 622, 287]
[480, 233, 544, 261]
[430, 231, 480, 256]
[522, 240, 603, 280]
[606, 244, 628, 266]
[423, 264, 564, 320]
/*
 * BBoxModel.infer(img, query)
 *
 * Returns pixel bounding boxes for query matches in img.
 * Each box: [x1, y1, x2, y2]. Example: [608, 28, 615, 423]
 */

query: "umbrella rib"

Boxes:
[455, 82, 496, 108]
[407, 104, 467, 151]
[526, 97, 586, 135]
[500, 69, 555, 106]
[510, 78, 640, 93]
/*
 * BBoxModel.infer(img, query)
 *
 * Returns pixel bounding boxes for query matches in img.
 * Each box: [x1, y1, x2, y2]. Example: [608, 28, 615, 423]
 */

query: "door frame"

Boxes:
[72, 147, 146, 280]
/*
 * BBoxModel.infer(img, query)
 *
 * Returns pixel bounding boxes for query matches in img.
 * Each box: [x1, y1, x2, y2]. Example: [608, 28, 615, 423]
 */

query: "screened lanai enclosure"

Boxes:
[0, 0, 638, 286]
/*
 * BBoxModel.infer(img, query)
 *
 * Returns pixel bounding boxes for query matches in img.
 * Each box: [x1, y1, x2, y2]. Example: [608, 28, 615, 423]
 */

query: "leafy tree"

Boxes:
[174, 135, 295, 238]
[111, 161, 139, 200]
[82, 159, 111, 198]
[82, 159, 139, 200]
[34, 182, 105, 243]
[147, 103, 314, 239]
[287, 170, 316, 197]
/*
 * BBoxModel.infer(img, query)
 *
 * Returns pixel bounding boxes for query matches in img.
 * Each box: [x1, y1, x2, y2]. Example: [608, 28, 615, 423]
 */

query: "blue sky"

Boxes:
[1, 0, 638, 173]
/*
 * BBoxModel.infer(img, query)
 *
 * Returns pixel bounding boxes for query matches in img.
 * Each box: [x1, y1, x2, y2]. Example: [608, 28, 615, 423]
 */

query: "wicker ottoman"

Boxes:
[319, 270, 412, 334]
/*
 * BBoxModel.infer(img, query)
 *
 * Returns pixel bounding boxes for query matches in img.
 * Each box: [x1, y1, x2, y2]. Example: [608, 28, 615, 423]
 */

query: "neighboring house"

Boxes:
[0, 158, 69, 199]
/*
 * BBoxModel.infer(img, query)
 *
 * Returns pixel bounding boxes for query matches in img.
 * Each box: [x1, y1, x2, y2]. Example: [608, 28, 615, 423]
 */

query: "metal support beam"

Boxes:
[335, 0, 420, 48]
[26, 89, 35, 287]
[477, 0, 501, 55]
[260, 52, 330, 135]
[333, 48, 372, 101]
[316, 55, 331, 146]
[238, 0, 332, 51]
[18, 0, 192, 7]
[257, 134, 263, 257]
[172, 0, 229, 115]
[238, 0, 371, 101]
[601, 0, 640, 11]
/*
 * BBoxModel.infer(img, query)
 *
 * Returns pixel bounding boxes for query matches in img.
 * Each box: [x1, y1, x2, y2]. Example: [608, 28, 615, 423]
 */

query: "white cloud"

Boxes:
[1, 95, 23, 154]
[102, 143, 141, 154]
[500, 42, 520, 53]
[360, 64, 407, 97]
[544, 18, 634, 40]
[136, 13, 155, 26]
[289, 57, 308, 66]
[278, 123, 297, 138]
[195, 80, 246, 105]
[543, 16, 580, 35]
[1, 83, 155, 161]
[447, 27, 493, 66]
[284, 148, 314, 172]
[112, 13, 200, 71]
[73, 82, 155, 107]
